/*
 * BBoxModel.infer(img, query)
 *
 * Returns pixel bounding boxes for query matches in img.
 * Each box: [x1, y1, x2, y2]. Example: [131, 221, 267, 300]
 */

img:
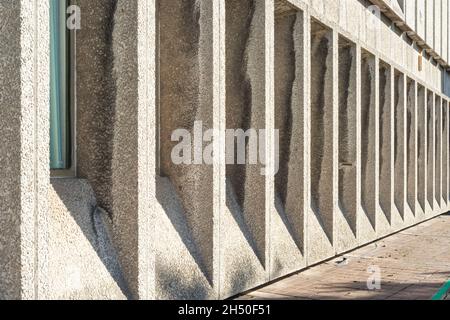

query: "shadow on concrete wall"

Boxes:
[51, 179, 131, 299]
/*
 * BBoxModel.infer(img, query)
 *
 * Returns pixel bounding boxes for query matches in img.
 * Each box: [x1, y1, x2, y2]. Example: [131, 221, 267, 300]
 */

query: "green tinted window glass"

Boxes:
[50, 0, 71, 170]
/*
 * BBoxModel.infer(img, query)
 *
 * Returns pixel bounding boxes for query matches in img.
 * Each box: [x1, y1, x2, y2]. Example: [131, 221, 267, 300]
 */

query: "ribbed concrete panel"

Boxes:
[426, 0, 434, 49]
[427, 90, 435, 214]
[406, 79, 417, 216]
[0, 0, 50, 300]
[435, 96, 443, 207]
[360, 51, 377, 235]
[448, 2, 450, 65]
[417, 85, 427, 215]
[221, 0, 273, 298]
[379, 63, 394, 225]
[435, 96, 442, 207]
[109, 0, 155, 300]
[448, 100, 450, 209]
[336, 36, 358, 252]
[3, 0, 450, 301]
[272, 3, 307, 278]
[435, 0, 442, 56]
[442, 100, 448, 207]
[442, 0, 448, 63]
[447, 101, 450, 207]
[416, 0, 426, 40]
[72, 0, 156, 299]
[394, 72, 406, 219]
[405, 0, 416, 31]
[308, 19, 335, 264]
[157, 0, 218, 299]
[360, 50, 383, 242]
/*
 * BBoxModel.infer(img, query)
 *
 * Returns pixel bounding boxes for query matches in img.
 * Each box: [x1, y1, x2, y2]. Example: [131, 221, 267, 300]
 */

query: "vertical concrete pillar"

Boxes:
[426, 0, 434, 49]
[336, 36, 358, 252]
[394, 72, 406, 219]
[417, 85, 427, 216]
[435, 96, 442, 208]
[416, 0, 426, 40]
[108, 0, 155, 299]
[379, 63, 393, 225]
[355, 44, 366, 243]
[373, 57, 381, 234]
[73, 0, 156, 299]
[221, 0, 271, 297]
[447, 101, 450, 208]
[426, 90, 435, 214]
[442, 0, 448, 63]
[215, 0, 226, 299]
[442, 100, 448, 208]
[308, 19, 335, 263]
[0, 1, 49, 299]
[406, 79, 417, 216]
[360, 50, 377, 240]
[158, 0, 222, 299]
[435, 0, 442, 56]
[331, 29, 342, 253]
[272, 2, 307, 278]
[405, 0, 416, 30]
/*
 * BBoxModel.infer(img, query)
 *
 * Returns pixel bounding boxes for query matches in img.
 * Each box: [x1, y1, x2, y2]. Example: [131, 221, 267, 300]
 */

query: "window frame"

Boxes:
[50, 0, 77, 178]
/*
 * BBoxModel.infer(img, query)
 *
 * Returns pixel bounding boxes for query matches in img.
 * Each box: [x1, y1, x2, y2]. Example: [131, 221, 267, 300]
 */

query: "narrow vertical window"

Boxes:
[50, 0, 71, 170]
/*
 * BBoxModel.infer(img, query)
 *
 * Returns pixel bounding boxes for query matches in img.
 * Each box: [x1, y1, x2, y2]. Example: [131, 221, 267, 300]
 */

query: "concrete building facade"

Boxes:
[0, 0, 449, 299]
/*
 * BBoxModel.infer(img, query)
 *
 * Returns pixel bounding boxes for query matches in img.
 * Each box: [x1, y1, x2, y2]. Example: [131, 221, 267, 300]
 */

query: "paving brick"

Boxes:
[240, 215, 450, 300]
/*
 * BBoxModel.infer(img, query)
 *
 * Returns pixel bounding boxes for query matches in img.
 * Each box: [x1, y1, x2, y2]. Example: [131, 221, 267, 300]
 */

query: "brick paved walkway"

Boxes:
[237, 213, 450, 300]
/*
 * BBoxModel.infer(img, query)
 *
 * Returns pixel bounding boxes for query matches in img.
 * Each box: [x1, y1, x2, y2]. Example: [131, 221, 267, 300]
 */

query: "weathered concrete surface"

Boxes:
[361, 51, 377, 230]
[417, 85, 427, 215]
[73, 0, 155, 299]
[1, 0, 450, 301]
[73, 0, 116, 212]
[394, 72, 406, 218]
[336, 36, 358, 252]
[0, 1, 49, 300]
[308, 21, 335, 264]
[158, 0, 217, 299]
[48, 180, 128, 299]
[406, 79, 417, 214]
[272, 7, 306, 279]
[427, 91, 436, 213]
[221, 0, 268, 297]
[109, 0, 154, 300]
[379, 64, 393, 223]
[155, 177, 215, 299]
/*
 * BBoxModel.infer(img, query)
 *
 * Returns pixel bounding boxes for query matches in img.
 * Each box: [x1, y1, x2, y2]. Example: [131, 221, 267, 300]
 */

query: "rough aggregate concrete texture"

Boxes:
[442, 101, 449, 206]
[73, 0, 155, 299]
[360, 51, 377, 229]
[406, 79, 417, 214]
[272, 7, 307, 279]
[0, 1, 50, 299]
[158, 0, 216, 297]
[73, 0, 116, 213]
[275, 11, 304, 253]
[394, 72, 406, 218]
[224, 0, 267, 282]
[427, 91, 435, 211]
[308, 21, 336, 265]
[337, 38, 357, 236]
[220, 0, 268, 297]
[335, 35, 360, 254]
[435, 96, 442, 205]
[417, 85, 427, 214]
[48, 180, 128, 299]
[1, 0, 450, 301]
[379, 64, 393, 221]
